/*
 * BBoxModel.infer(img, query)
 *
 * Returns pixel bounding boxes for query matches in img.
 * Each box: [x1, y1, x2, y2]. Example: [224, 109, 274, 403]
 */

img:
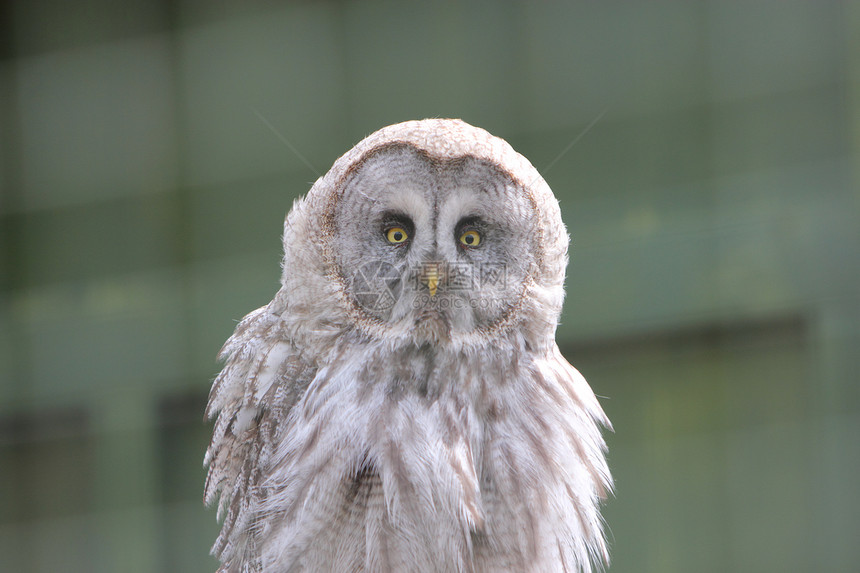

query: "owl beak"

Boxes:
[420, 263, 444, 297]
[426, 267, 439, 297]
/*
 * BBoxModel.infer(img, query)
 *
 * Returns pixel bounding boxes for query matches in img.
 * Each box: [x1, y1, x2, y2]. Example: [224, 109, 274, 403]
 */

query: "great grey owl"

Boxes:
[205, 119, 612, 572]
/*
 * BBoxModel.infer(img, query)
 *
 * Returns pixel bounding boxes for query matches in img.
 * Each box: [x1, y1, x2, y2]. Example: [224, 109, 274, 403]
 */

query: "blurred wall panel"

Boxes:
[0, 1, 857, 571]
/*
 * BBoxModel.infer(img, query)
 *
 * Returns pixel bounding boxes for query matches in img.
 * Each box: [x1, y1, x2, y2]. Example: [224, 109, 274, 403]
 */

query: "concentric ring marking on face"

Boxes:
[328, 142, 540, 336]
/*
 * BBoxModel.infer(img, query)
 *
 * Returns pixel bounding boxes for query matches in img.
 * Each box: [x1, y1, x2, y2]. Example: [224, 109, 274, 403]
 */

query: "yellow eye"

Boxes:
[386, 226, 408, 244]
[459, 229, 481, 247]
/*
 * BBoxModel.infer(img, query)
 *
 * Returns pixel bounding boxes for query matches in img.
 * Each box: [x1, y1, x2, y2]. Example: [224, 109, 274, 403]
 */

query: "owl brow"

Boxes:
[379, 210, 414, 231]
[455, 215, 483, 232]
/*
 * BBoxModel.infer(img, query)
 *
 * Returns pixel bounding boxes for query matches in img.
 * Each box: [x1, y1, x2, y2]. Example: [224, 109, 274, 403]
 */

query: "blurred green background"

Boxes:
[1, 1, 858, 572]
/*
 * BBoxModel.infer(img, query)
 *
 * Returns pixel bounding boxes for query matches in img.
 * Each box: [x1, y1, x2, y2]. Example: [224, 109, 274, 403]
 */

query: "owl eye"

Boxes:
[386, 226, 408, 244]
[459, 229, 481, 247]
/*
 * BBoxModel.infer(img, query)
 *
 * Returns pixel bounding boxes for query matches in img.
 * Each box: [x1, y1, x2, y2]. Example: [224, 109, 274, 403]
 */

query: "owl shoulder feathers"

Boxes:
[204, 288, 323, 569]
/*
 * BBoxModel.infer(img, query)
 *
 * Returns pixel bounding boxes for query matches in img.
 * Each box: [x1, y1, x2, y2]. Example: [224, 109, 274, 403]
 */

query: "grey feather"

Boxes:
[205, 119, 612, 572]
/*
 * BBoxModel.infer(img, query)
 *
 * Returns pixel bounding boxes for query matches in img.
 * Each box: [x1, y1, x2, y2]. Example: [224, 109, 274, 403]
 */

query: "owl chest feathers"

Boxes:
[245, 335, 610, 573]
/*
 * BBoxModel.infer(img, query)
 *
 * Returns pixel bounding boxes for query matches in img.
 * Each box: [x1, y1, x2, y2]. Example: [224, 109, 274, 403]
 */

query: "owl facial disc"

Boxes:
[327, 143, 540, 343]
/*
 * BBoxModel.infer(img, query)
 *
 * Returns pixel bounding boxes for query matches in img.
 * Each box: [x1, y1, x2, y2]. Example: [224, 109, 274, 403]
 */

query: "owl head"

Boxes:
[279, 119, 570, 351]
